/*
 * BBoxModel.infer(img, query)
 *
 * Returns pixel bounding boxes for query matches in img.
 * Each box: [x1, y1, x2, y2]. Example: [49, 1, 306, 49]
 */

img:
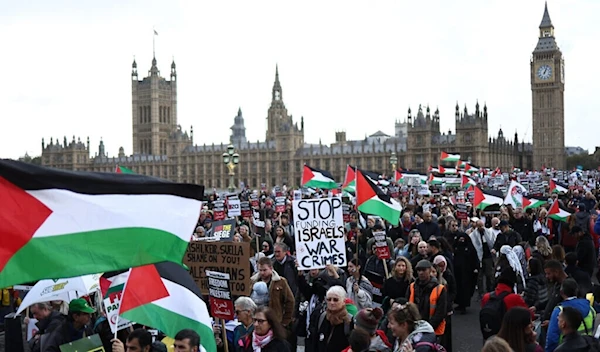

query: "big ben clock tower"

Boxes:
[531, 2, 566, 170]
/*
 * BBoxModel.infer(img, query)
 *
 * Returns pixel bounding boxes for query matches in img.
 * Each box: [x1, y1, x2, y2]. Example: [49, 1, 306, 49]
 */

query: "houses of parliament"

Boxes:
[41, 4, 566, 189]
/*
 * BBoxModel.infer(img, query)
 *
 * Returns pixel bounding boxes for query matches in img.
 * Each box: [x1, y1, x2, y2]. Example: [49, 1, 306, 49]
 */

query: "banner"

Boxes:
[227, 197, 241, 217]
[373, 231, 390, 259]
[185, 241, 251, 296]
[292, 198, 347, 270]
[275, 196, 286, 213]
[213, 200, 226, 221]
[206, 271, 234, 320]
[240, 201, 252, 218]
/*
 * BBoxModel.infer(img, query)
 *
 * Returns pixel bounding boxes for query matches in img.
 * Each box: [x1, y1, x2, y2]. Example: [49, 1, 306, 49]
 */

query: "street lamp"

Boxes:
[389, 152, 398, 176]
[222, 144, 239, 193]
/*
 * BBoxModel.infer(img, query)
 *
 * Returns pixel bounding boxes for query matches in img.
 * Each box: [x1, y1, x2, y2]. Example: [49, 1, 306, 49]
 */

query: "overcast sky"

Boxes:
[1, 0, 598, 160]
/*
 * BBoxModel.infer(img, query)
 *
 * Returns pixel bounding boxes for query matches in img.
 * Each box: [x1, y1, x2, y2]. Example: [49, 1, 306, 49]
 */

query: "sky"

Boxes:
[1, 0, 598, 159]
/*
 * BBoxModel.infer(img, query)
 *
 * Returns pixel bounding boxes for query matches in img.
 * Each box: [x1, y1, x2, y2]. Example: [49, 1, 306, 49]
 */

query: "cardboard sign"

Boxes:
[227, 198, 241, 217]
[456, 203, 468, 220]
[103, 294, 133, 334]
[373, 231, 391, 259]
[185, 241, 251, 296]
[60, 334, 104, 352]
[27, 318, 38, 340]
[240, 201, 252, 218]
[292, 198, 347, 270]
[275, 196, 286, 213]
[213, 200, 226, 221]
[206, 271, 234, 320]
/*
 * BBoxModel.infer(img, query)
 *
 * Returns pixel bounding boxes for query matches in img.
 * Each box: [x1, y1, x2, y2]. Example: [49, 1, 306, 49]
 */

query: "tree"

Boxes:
[566, 154, 599, 170]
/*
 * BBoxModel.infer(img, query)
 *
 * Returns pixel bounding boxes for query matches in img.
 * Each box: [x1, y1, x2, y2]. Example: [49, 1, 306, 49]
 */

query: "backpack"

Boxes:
[583, 335, 600, 352]
[414, 341, 447, 352]
[318, 311, 352, 338]
[479, 291, 510, 340]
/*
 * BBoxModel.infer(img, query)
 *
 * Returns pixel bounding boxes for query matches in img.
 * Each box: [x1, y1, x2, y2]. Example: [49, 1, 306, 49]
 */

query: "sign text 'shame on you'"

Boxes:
[292, 198, 347, 270]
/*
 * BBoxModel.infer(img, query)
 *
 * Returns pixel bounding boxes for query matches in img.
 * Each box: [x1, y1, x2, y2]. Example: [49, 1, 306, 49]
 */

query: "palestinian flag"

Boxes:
[464, 164, 480, 173]
[440, 152, 460, 162]
[101, 271, 129, 299]
[115, 165, 135, 174]
[549, 179, 568, 194]
[548, 200, 571, 222]
[438, 166, 457, 175]
[343, 166, 380, 192]
[523, 197, 545, 209]
[396, 170, 426, 184]
[356, 169, 401, 226]
[119, 262, 216, 352]
[428, 166, 439, 173]
[503, 180, 528, 208]
[428, 174, 445, 185]
[342, 165, 356, 192]
[473, 187, 504, 210]
[456, 161, 468, 168]
[461, 174, 476, 189]
[0, 159, 203, 288]
[302, 165, 337, 190]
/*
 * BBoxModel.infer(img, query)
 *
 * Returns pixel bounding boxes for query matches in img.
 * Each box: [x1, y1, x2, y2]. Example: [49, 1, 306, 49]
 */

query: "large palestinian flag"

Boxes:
[302, 165, 337, 190]
[440, 152, 460, 163]
[119, 262, 216, 352]
[549, 179, 568, 194]
[548, 200, 571, 222]
[342, 165, 380, 192]
[356, 169, 401, 226]
[473, 187, 504, 210]
[523, 197, 545, 209]
[461, 174, 477, 189]
[0, 159, 203, 287]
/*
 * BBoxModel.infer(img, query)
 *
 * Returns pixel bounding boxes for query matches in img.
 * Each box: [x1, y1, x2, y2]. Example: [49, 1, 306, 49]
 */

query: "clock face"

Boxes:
[537, 64, 552, 80]
[274, 91, 280, 100]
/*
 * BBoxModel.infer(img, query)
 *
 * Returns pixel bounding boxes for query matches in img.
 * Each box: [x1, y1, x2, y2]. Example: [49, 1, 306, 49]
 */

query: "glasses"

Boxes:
[326, 297, 339, 302]
[254, 318, 268, 324]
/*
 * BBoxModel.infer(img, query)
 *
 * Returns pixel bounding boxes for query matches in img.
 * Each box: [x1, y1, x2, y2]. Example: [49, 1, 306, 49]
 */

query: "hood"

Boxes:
[561, 298, 592, 316]
[576, 212, 590, 221]
[412, 320, 435, 334]
[250, 269, 282, 283]
[369, 332, 392, 352]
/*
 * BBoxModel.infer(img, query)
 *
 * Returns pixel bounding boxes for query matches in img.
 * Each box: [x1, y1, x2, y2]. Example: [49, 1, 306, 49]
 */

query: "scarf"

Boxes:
[252, 330, 273, 352]
[326, 306, 349, 326]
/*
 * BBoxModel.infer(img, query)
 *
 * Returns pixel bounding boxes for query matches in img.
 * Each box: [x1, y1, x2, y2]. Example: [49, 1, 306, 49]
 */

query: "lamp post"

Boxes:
[390, 152, 398, 179]
[222, 144, 239, 193]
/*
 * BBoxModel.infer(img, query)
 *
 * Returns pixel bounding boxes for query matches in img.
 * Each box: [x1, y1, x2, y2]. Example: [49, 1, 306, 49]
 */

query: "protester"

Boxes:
[44, 298, 95, 352]
[241, 307, 291, 352]
[309, 286, 353, 352]
[386, 302, 438, 352]
[346, 259, 374, 310]
[496, 307, 542, 352]
[111, 328, 153, 352]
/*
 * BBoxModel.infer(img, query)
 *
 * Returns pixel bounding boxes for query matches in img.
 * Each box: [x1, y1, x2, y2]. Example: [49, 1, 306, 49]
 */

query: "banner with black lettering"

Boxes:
[293, 198, 346, 270]
[213, 200, 226, 220]
[227, 197, 241, 217]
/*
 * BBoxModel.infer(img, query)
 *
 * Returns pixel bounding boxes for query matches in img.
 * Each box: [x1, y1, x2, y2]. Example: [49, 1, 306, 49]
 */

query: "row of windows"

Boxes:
[138, 106, 172, 124]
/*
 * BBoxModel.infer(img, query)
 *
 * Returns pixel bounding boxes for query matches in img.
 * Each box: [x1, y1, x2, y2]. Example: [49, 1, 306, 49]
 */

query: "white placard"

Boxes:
[104, 295, 133, 333]
[227, 198, 241, 217]
[27, 318, 38, 340]
[292, 198, 346, 270]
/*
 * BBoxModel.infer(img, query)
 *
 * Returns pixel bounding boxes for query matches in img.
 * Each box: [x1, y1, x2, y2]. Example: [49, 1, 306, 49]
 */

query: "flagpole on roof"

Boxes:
[153, 27, 158, 58]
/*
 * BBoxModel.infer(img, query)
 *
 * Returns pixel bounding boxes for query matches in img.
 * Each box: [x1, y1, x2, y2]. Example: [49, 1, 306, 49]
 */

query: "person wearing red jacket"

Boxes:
[481, 268, 532, 319]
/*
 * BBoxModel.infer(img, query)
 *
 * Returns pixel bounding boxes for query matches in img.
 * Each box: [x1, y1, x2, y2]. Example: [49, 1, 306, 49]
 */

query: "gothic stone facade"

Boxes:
[41, 61, 532, 189]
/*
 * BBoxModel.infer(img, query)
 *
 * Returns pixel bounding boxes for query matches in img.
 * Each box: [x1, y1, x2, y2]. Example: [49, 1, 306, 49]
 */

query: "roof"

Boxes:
[295, 138, 406, 156]
[539, 2, 553, 28]
[93, 154, 168, 164]
[369, 130, 391, 138]
[534, 37, 559, 52]
[183, 140, 276, 153]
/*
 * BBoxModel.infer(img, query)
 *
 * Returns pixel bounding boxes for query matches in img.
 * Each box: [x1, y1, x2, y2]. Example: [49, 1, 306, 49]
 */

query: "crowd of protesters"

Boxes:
[6, 176, 600, 352]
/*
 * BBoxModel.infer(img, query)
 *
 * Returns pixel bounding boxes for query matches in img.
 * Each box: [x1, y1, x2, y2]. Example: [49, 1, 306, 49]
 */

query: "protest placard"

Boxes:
[456, 203, 468, 220]
[227, 198, 241, 217]
[206, 271, 234, 320]
[342, 203, 351, 223]
[213, 200, 226, 220]
[292, 198, 346, 270]
[59, 334, 104, 352]
[103, 293, 133, 333]
[185, 241, 251, 296]
[373, 231, 391, 259]
[275, 196, 286, 213]
[240, 201, 252, 218]
[209, 219, 236, 241]
[252, 209, 266, 236]
[293, 190, 302, 201]
[250, 194, 259, 209]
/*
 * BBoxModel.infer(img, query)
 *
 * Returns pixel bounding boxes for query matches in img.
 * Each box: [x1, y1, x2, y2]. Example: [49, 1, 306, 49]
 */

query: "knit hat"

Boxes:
[355, 307, 384, 334]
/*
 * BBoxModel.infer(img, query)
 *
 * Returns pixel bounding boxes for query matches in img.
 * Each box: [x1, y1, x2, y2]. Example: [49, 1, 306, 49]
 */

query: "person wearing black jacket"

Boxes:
[493, 221, 522, 251]
[564, 252, 592, 297]
[43, 299, 95, 352]
[573, 225, 596, 277]
[508, 206, 534, 245]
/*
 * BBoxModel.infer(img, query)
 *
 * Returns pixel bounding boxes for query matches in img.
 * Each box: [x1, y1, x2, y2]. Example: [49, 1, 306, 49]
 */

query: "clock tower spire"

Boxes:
[531, 2, 565, 170]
